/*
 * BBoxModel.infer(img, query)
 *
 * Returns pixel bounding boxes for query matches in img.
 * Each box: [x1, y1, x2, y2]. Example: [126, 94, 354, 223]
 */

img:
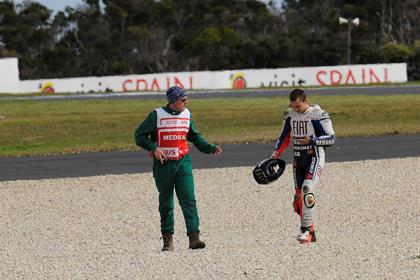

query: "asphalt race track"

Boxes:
[3, 84, 420, 101]
[1, 134, 419, 181]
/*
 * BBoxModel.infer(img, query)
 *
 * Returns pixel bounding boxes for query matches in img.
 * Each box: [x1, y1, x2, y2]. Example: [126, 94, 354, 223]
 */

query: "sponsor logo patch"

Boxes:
[162, 134, 187, 141]
[161, 147, 179, 157]
[230, 72, 247, 89]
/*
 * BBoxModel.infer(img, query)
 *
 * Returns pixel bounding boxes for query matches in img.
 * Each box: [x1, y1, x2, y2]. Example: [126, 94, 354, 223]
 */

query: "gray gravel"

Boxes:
[0, 157, 419, 279]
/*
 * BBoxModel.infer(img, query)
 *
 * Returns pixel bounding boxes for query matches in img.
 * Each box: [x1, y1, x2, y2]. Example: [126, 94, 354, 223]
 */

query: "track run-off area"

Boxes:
[0, 85, 419, 279]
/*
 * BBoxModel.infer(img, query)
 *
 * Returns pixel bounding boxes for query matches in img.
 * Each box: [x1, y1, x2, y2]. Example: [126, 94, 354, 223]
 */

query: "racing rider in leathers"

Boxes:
[271, 89, 335, 244]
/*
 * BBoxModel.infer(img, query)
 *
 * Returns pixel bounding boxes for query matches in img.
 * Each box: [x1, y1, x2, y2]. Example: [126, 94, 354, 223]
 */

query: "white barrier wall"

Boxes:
[0, 58, 20, 93]
[0, 59, 408, 94]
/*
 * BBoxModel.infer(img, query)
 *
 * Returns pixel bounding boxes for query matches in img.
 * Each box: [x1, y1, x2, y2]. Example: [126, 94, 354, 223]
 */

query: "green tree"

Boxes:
[380, 42, 413, 62]
[0, 0, 419, 80]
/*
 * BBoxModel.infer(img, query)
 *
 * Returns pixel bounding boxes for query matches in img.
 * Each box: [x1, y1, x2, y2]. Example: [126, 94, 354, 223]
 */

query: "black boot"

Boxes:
[188, 232, 205, 249]
[162, 233, 174, 251]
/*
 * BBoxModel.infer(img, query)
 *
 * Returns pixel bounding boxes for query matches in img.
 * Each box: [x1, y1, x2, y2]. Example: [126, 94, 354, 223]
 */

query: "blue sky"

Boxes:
[15, 0, 86, 13]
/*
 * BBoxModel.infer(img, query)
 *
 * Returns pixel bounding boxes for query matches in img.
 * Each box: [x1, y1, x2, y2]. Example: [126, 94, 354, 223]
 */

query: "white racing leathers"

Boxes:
[273, 105, 335, 228]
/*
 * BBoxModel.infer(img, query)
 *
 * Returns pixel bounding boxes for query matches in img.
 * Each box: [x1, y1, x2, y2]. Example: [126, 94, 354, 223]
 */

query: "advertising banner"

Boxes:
[7, 62, 408, 94]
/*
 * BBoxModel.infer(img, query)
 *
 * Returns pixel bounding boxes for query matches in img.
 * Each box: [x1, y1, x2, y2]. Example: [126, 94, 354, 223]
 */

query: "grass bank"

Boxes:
[0, 94, 419, 156]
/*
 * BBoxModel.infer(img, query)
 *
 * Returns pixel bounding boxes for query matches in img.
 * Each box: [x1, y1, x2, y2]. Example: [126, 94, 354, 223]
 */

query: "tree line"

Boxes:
[0, 0, 419, 80]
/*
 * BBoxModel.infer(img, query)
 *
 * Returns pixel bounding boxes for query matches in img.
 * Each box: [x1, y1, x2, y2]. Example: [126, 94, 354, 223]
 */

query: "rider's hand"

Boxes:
[297, 136, 311, 145]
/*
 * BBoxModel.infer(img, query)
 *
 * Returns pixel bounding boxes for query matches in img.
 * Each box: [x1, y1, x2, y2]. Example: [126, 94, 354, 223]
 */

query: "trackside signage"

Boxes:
[0, 60, 408, 93]
[229, 64, 407, 89]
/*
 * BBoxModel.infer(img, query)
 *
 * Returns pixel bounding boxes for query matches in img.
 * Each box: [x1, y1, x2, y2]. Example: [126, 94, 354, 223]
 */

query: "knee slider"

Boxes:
[303, 193, 315, 208]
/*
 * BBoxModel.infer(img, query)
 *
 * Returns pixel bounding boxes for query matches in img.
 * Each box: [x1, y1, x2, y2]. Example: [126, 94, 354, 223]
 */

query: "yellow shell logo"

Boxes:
[40, 81, 55, 94]
[230, 72, 246, 89]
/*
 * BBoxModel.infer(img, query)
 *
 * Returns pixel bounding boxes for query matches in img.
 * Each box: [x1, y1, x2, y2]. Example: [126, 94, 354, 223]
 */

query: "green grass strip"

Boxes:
[0, 94, 419, 156]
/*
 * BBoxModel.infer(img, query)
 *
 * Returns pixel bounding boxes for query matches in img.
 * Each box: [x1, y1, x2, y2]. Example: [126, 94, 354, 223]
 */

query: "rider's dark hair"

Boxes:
[289, 89, 306, 102]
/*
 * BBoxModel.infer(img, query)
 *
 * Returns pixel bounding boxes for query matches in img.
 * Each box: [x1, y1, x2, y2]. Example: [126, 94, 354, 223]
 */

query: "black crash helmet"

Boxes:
[253, 158, 286, 185]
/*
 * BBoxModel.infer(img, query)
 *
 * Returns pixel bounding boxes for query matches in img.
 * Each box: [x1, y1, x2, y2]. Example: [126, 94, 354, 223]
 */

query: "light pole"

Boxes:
[339, 17, 359, 65]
